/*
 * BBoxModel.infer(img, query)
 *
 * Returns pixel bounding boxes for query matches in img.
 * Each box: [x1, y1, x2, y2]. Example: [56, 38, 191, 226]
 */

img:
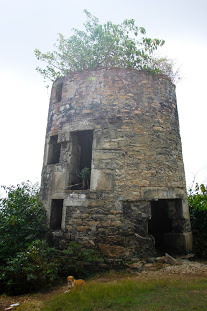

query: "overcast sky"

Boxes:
[0, 0, 206, 191]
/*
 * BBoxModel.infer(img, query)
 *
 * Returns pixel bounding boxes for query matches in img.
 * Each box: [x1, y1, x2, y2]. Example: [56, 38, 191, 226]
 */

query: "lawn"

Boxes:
[16, 276, 207, 311]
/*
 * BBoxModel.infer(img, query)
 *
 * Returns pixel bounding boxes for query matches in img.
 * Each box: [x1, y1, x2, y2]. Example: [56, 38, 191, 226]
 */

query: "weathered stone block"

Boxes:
[98, 244, 130, 258]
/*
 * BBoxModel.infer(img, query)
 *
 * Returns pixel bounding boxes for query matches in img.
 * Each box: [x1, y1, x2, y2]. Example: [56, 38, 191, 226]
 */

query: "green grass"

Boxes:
[39, 278, 207, 311]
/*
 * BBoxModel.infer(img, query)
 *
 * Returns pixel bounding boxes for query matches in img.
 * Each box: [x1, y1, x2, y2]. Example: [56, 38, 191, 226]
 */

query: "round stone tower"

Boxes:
[40, 68, 192, 258]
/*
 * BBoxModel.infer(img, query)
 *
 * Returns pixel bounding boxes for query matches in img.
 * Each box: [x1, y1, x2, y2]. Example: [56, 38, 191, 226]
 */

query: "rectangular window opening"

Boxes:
[69, 130, 93, 190]
[50, 199, 63, 230]
[47, 135, 61, 165]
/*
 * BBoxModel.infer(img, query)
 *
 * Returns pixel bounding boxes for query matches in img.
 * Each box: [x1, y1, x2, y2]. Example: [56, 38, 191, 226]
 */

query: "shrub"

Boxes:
[61, 242, 103, 278]
[0, 182, 49, 264]
[0, 240, 61, 295]
[188, 183, 207, 258]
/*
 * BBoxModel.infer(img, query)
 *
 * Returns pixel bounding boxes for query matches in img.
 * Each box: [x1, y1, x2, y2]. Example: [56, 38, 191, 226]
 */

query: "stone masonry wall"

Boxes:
[40, 68, 192, 258]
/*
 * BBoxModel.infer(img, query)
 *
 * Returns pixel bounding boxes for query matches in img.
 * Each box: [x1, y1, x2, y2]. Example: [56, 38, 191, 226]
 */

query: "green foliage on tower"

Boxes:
[35, 10, 179, 82]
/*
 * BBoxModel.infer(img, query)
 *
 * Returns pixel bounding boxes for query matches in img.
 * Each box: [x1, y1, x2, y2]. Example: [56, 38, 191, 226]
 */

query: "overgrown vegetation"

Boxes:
[188, 183, 207, 258]
[0, 182, 102, 295]
[1, 240, 101, 295]
[35, 10, 179, 83]
[0, 182, 48, 263]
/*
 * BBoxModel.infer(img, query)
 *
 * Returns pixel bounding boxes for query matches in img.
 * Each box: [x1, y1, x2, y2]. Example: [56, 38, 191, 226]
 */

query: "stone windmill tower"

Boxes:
[40, 68, 192, 258]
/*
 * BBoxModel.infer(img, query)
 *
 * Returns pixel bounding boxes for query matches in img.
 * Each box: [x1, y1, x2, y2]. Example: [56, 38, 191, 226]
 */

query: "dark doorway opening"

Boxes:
[50, 199, 63, 230]
[148, 200, 172, 253]
[47, 135, 61, 165]
[69, 130, 93, 190]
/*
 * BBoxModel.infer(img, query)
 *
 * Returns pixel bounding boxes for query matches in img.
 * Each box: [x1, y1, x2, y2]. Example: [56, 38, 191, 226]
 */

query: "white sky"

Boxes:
[0, 0, 206, 190]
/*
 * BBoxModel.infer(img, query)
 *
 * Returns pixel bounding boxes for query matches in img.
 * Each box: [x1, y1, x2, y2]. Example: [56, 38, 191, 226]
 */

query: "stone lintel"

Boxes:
[141, 187, 186, 200]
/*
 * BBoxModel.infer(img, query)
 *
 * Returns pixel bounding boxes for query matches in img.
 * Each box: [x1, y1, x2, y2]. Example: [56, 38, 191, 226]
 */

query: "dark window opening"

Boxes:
[69, 130, 93, 190]
[47, 135, 61, 165]
[56, 82, 63, 102]
[148, 200, 172, 253]
[50, 199, 63, 230]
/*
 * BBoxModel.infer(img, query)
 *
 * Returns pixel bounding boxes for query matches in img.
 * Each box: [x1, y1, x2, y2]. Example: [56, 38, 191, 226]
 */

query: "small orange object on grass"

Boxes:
[66, 276, 85, 291]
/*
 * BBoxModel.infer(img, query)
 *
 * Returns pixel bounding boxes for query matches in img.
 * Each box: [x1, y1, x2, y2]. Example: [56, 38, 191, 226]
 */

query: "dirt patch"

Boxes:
[0, 285, 67, 311]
